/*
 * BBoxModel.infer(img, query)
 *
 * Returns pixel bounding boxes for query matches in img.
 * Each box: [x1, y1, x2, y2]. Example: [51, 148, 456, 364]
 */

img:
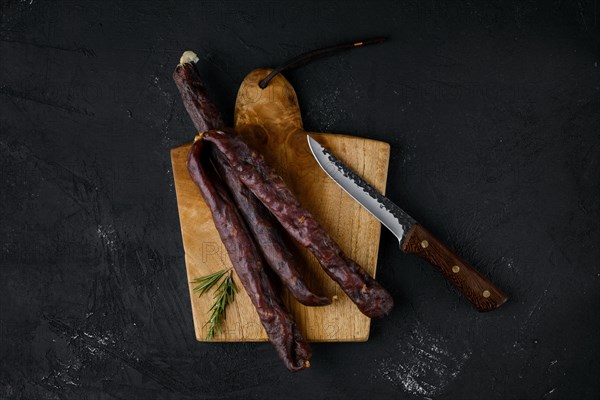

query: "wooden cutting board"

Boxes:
[171, 69, 390, 342]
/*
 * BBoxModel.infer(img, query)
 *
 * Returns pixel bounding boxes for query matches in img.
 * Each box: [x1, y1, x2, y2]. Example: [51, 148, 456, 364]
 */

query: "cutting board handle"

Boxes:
[235, 68, 304, 133]
[402, 224, 508, 312]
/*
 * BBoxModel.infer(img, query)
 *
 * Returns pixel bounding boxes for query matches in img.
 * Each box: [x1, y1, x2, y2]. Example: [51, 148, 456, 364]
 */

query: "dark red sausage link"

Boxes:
[210, 148, 331, 307]
[203, 129, 394, 318]
[173, 60, 224, 132]
[187, 137, 311, 371]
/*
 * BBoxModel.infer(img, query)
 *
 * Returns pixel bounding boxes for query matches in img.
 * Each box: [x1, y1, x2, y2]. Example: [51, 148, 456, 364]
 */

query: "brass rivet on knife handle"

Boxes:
[402, 224, 508, 312]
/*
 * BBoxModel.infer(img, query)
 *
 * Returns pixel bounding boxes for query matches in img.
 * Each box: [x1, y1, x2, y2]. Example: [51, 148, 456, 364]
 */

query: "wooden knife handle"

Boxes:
[401, 224, 508, 312]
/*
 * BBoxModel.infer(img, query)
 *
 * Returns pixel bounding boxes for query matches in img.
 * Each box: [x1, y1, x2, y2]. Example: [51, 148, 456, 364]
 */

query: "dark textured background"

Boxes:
[1, 1, 599, 399]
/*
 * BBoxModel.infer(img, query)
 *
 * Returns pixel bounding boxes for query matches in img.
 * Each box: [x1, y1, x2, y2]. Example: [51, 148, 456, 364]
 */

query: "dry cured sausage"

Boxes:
[211, 149, 331, 306]
[203, 129, 394, 318]
[187, 136, 311, 371]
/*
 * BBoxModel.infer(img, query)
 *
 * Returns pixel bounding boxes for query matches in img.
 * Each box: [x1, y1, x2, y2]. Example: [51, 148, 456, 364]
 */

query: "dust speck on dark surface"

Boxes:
[1, 1, 599, 399]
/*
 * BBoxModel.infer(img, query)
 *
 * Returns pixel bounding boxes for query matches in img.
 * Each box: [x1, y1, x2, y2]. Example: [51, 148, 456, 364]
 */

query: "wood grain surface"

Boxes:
[402, 224, 508, 312]
[171, 69, 391, 342]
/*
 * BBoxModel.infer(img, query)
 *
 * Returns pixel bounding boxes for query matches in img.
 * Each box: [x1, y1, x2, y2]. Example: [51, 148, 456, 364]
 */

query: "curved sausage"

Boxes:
[203, 129, 394, 318]
[187, 137, 311, 371]
[210, 148, 331, 306]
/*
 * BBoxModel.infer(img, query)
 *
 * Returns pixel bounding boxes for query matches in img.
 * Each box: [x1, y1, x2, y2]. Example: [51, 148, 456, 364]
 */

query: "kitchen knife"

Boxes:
[307, 135, 508, 312]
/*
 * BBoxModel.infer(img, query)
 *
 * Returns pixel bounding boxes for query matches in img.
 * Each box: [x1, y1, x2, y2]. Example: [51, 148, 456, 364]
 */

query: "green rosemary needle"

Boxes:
[191, 269, 229, 296]
[191, 269, 237, 340]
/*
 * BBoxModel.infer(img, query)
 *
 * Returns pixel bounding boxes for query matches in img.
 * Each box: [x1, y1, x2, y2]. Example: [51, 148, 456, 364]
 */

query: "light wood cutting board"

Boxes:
[171, 69, 390, 342]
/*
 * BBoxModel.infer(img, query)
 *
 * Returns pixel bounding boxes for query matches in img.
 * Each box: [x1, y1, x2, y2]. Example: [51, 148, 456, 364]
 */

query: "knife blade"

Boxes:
[307, 135, 508, 312]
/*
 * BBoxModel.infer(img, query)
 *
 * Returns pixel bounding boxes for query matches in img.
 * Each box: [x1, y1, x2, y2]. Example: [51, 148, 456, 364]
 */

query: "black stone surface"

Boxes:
[1, 1, 599, 399]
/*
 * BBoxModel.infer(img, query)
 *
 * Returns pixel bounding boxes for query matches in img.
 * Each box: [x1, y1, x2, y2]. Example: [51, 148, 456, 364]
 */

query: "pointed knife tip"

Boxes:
[306, 134, 321, 148]
[306, 135, 324, 167]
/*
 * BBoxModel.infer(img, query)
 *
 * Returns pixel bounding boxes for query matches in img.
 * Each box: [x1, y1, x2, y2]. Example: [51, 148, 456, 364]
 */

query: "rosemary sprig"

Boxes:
[191, 269, 237, 340]
[205, 271, 237, 340]
[191, 269, 229, 296]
